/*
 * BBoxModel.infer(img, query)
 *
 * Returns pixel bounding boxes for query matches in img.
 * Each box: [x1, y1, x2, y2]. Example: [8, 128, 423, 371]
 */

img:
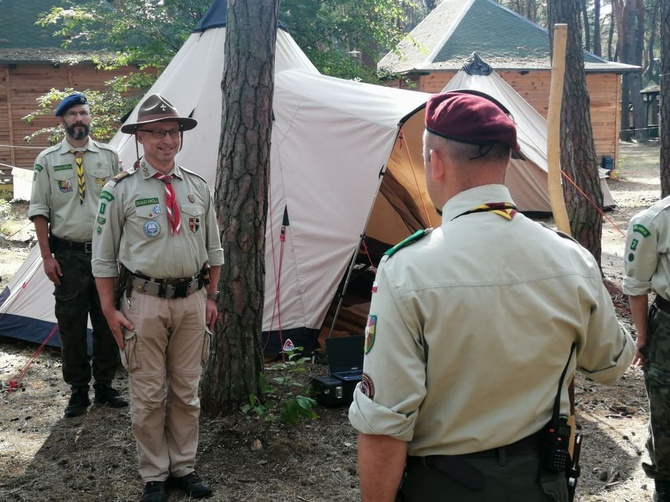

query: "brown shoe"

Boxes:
[168, 471, 212, 498]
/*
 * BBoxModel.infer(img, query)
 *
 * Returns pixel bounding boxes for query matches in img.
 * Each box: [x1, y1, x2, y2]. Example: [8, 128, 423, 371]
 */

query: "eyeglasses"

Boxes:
[138, 129, 181, 139]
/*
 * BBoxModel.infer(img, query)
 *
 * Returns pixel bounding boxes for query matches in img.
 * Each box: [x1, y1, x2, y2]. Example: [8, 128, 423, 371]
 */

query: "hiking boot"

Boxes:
[94, 385, 128, 408]
[140, 481, 166, 502]
[655, 480, 670, 502]
[168, 471, 212, 498]
[64, 386, 90, 418]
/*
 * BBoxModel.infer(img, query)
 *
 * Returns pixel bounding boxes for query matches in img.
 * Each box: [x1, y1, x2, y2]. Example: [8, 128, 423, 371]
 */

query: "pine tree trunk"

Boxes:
[661, 0, 670, 197]
[548, 0, 604, 264]
[201, 0, 278, 415]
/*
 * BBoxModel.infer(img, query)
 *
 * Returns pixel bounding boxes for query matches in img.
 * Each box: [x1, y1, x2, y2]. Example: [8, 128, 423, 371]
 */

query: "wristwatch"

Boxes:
[206, 291, 220, 302]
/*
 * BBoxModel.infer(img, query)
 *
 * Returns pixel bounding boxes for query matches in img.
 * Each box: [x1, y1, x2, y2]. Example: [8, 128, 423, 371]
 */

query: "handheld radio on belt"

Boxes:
[541, 342, 582, 501]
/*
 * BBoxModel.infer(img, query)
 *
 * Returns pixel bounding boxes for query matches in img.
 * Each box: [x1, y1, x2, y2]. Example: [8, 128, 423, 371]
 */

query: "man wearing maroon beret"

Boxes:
[349, 91, 635, 501]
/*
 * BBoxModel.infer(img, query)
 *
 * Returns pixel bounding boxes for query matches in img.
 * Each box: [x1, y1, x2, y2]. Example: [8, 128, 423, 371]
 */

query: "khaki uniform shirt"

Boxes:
[349, 185, 635, 457]
[623, 196, 670, 299]
[29, 139, 119, 242]
[91, 158, 224, 279]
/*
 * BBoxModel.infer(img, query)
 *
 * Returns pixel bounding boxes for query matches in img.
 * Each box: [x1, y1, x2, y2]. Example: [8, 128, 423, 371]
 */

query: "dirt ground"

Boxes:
[0, 140, 663, 501]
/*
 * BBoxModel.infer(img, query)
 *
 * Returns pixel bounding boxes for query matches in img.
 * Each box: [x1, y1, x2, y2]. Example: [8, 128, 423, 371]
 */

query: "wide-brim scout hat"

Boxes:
[121, 93, 197, 134]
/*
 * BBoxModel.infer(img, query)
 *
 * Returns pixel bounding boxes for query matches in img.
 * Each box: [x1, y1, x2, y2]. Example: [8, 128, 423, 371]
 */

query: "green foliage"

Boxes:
[37, 0, 211, 68]
[281, 0, 426, 82]
[22, 72, 152, 144]
[240, 348, 318, 427]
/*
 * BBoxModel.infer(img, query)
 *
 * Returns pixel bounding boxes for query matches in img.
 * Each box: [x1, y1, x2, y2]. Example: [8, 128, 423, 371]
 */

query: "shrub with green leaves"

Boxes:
[241, 348, 318, 427]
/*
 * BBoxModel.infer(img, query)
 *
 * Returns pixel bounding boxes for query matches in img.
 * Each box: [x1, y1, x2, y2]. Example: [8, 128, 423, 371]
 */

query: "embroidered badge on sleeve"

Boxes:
[360, 373, 375, 399]
[364, 315, 376, 354]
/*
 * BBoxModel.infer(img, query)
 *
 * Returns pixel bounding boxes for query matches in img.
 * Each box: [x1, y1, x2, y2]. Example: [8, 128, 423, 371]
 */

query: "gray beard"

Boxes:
[66, 124, 90, 141]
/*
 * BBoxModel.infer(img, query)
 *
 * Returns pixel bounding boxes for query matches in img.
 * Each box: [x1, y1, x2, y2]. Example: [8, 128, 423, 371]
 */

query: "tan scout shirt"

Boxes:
[29, 139, 119, 242]
[91, 158, 224, 279]
[623, 196, 670, 299]
[349, 185, 635, 457]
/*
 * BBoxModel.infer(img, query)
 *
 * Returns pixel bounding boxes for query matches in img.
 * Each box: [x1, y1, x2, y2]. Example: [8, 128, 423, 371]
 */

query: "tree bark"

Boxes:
[201, 0, 277, 415]
[593, 0, 602, 57]
[661, 0, 670, 197]
[548, 0, 604, 264]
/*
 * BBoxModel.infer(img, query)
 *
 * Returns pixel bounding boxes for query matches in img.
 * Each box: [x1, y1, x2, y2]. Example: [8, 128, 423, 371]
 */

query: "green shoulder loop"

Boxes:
[384, 229, 431, 258]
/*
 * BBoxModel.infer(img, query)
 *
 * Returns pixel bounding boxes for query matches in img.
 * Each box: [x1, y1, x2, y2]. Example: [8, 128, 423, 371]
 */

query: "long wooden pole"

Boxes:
[547, 24, 570, 235]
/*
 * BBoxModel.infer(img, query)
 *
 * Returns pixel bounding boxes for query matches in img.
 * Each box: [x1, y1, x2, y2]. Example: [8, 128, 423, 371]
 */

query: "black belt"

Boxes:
[51, 235, 92, 254]
[654, 295, 670, 315]
[407, 431, 541, 491]
[409, 430, 540, 463]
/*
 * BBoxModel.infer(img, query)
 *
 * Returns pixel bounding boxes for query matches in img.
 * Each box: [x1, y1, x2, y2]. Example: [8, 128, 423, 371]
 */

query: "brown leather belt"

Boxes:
[654, 295, 670, 315]
[51, 235, 92, 254]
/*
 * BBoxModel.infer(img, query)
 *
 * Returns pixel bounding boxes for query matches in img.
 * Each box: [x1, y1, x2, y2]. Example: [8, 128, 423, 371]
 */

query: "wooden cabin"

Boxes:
[378, 0, 640, 169]
[0, 0, 137, 191]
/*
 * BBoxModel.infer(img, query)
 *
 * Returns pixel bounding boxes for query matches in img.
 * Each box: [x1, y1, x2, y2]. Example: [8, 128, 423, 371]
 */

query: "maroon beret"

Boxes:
[425, 91, 520, 151]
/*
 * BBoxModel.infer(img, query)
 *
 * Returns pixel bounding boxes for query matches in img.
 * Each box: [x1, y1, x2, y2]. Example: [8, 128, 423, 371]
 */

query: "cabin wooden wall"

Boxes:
[415, 70, 621, 168]
[0, 62, 136, 185]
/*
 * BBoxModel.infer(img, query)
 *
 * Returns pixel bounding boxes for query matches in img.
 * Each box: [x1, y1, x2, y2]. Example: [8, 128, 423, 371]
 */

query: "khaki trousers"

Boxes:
[120, 289, 209, 482]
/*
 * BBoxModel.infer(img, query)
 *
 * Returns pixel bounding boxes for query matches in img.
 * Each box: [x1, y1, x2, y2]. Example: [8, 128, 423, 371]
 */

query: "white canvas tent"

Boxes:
[0, 1, 439, 354]
[443, 53, 616, 210]
[0, 4, 584, 356]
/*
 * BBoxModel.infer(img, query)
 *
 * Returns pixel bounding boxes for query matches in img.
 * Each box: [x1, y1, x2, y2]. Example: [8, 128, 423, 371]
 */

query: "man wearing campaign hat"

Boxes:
[348, 91, 635, 501]
[29, 92, 128, 419]
[92, 93, 223, 502]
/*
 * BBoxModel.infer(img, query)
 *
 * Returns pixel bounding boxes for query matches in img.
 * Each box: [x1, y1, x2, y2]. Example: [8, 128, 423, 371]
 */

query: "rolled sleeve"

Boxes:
[203, 191, 224, 266]
[623, 213, 659, 296]
[349, 389, 417, 441]
[28, 156, 51, 221]
[347, 259, 426, 441]
[578, 278, 635, 384]
[92, 183, 122, 278]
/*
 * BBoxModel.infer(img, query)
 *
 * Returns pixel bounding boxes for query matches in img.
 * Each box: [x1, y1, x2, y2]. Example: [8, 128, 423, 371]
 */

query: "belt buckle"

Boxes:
[84, 242, 92, 254]
[173, 281, 189, 299]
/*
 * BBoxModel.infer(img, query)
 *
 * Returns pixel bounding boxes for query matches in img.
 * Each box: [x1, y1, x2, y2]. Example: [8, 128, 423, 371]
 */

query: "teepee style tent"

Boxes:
[0, 0, 319, 350]
[443, 53, 616, 211]
[0, 0, 439, 354]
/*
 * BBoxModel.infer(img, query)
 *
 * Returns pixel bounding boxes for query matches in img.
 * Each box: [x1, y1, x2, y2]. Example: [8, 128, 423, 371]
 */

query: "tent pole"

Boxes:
[326, 235, 366, 339]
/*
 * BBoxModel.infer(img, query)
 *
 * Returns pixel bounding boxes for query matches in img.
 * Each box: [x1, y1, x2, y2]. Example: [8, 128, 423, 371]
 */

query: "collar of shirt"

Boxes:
[136, 157, 184, 181]
[59, 138, 100, 155]
[440, 184, 515, 223]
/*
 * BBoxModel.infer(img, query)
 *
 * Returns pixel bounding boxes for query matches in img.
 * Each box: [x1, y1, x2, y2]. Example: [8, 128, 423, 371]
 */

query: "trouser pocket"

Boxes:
[120, 329, 139, 372]
[201, 328, 212, 367]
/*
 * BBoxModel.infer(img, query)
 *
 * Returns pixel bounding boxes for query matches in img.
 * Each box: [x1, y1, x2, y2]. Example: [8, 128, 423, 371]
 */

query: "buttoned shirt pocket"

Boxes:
[89, 168, 112, 195]
[133, 203, 163, 239]
[52, 168, 76, 197]
[181, 204, 204, 234]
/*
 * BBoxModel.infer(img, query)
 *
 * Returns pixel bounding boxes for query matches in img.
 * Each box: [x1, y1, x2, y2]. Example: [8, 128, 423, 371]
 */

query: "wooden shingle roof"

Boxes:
[379, 0, 638, 74]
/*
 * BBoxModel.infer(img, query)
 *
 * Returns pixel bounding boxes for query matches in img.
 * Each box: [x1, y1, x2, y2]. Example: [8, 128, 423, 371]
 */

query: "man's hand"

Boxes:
[103, 308, 134, 350]
[42, 255, 63, 285]
[205, 298, 218, 332]
[632, 334, 646, 367]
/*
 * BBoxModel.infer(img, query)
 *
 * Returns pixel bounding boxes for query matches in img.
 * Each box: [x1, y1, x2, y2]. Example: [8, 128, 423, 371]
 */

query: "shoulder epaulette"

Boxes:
[384, 228, 431, 257]
[539, 223, 578, 243]
[112, 169, 135, 183]
[94, 141, 119, 154]
[178, 165, 208, 184]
